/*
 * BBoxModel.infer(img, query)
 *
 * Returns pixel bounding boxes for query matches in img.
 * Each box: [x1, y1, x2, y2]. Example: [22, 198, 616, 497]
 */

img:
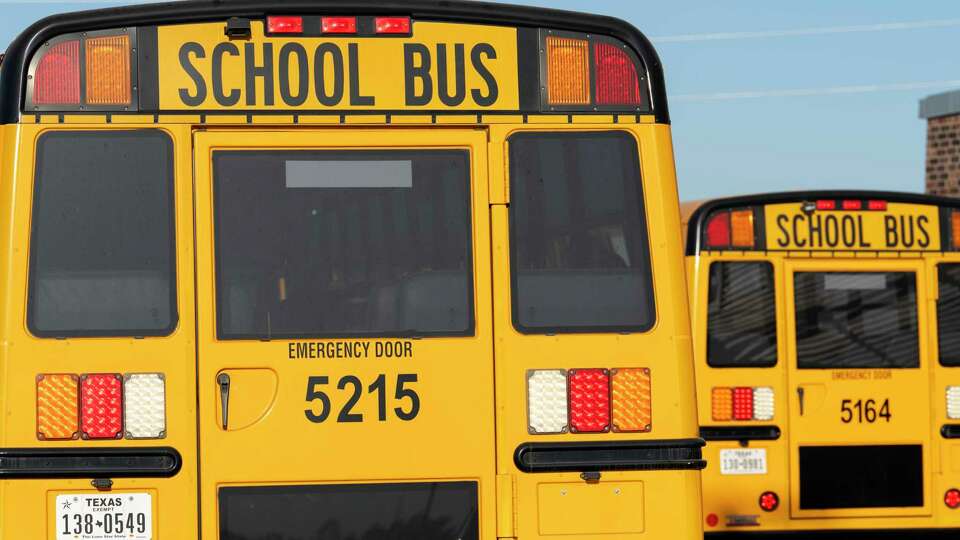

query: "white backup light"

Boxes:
[752, 387, 775, 421]
[124, 373, 166, 439]
[527, 369, 568, 434]
[948, 386, 960, 420]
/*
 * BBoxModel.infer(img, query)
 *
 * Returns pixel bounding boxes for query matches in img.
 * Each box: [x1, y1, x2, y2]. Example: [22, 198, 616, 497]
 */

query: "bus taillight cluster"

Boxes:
[526, 367, 652, 434]
[711, 386, 774, 422]
[30, 30, 134, 109]
[36, 372, 166, 441]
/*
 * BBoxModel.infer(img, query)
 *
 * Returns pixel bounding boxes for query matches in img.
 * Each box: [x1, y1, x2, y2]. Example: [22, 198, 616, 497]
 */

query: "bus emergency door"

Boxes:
[784, 258, 932, 519]
[193, 129, 496, 539]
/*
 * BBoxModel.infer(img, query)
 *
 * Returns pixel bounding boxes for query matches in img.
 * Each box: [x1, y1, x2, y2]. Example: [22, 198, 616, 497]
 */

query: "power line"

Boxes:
[653, 18, 960, 43]
[673, 80, 960, 102]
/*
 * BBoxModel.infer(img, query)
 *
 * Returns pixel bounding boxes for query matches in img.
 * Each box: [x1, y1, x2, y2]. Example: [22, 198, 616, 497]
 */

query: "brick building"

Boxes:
[920, 90, 960, 196]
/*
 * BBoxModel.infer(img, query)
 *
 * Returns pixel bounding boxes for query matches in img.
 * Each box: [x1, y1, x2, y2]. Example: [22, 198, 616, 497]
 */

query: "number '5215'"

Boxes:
[305, 374, 420, 423]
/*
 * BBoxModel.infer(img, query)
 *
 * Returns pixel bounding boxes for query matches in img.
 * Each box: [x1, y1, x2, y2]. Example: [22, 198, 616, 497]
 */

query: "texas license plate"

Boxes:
[55, 493, 152, 540]
[719, 448, 767, 475]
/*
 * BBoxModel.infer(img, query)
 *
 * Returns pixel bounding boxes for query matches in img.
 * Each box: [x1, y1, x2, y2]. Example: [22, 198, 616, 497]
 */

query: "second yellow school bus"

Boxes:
[0, 1, 703, 539]
[684, 191, 960, 536]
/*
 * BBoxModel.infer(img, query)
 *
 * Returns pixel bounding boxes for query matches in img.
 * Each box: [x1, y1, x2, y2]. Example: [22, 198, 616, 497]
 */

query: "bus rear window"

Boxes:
[508, 131, 654, 333]
[213, 150, 473, 339]
[938, 264, 960, 366]
[794, 272, 919, 369]
[28, 130, 176, 337]
[707, 262, 777, 367]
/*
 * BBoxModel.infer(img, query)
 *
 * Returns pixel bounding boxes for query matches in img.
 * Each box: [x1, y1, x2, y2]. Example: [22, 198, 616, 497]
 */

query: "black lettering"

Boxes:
[792, 215, 806, 248]
[857, 215, 872, 248]
[348, 43, 374, 106]
[918, 215, 931, 248]
[289, 343, 296, 359]
[470, 43, 498, 107]
[178, 43, 206, 106]
[404, 44, 432, 106]
[404, 341, 413, 357]
[841, 215, 856, 248]
[279, 43, 309, 106]
[900, 215, 916, 248]
[824, 215, 839, 247]
[244, 42, 275, 106]
[884, 215, 898, 247]
[437, 43, 466, 106]
[776, 215, 790, 247]
[808, 215, 823, 247]
[314, 44, 344, 106]
[361, 342, 370, 357]
[212, 42, 240, 106]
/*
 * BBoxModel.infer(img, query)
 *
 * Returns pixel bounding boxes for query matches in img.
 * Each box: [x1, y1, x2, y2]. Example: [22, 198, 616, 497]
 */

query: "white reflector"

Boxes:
[124, 373, 166, 439]
[527, 369, 568, 434]
[948, 386, 960, 420]
[752, 387, 774, 421]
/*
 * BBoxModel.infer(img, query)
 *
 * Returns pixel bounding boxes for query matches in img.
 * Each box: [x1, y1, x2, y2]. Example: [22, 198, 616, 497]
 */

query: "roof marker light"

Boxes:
[322, 16, 358, 34]
[816, 200, 836, 211]
[267, 16, 304, 34]
[867, 200, 887, 211]
[841, 200, 862, 211]
[375, 16, 411, 35]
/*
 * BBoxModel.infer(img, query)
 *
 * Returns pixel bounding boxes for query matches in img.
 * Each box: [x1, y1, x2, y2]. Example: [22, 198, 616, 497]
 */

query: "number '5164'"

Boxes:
[840, 398, 891, 424]
[304, 374, 420, 424]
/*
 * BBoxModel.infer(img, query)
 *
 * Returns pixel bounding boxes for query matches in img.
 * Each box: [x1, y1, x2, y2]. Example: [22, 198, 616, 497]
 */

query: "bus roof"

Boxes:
[0, 0, 668, 124]
[683, 190, 960, 256]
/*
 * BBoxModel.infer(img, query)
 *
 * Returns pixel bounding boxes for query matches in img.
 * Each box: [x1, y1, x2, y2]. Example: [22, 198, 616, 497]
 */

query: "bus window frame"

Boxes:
[936, 262, 960, 367]
[704, 259, 779, 368]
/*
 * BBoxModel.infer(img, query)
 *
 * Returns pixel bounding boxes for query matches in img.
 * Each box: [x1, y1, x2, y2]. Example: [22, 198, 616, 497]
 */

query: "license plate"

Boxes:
[719, 448, 767, 475]
[55, 493, 152, 540]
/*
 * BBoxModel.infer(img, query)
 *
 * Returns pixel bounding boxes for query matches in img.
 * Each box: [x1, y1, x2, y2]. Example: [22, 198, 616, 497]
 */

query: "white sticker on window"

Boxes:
[823, 273, 886, 291]
[285, 160, 413, 189]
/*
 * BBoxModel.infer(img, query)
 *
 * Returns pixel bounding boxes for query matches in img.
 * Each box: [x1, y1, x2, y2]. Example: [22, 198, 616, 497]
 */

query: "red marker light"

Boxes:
[841, 200, 862, 211]
[705, 212, 731, 248]
[267, 16, 304, 34]
[759, 491, 780, 512]
[868, 200, 887, 211]
[375, 16, 411, 34]
[946, 489, 960, 509]
[705, 513, 719, 527]
[816, 200, 836, 211]
[594, 42, 641, 105]
[322, 16, 358, 34]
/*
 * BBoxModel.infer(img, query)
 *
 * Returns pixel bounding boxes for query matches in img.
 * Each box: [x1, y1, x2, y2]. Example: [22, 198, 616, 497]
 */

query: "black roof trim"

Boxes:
[0, 0, 668, 124]
[685, 190, 960, 256]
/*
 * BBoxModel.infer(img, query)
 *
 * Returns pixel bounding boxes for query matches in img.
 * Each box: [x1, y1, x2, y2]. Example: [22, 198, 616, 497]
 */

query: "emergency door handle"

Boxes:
[797, 387, 805, 416]
[218, 373, 231, 430]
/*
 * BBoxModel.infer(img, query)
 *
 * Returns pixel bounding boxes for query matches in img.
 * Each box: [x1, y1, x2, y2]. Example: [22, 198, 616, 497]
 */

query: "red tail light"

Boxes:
[567, 369, 610, 433]
[375, 16, 411, 35]
[841, 200, 862, 210]
[816, 200, 836, 211]
[732, 387, 754, 420]
[33, 40, 81, 105]
[759, 491, 780, 512]
[594, 42, 640, 106]
[705, 212, 731, 248]
[267, 16, 304, 34]
[322, 16, 357, 34]
[946, 489, 960, 509]
[80, 374, 123, 439]
[867, 200, 888, 211]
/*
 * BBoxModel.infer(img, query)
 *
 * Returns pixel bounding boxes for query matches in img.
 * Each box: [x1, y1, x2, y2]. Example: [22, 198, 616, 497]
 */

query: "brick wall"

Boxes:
[926, 114, 960, 196]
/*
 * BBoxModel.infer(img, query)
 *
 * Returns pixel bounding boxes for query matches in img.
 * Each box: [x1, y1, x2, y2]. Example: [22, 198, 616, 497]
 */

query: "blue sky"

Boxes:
[1, 0, 957, 200]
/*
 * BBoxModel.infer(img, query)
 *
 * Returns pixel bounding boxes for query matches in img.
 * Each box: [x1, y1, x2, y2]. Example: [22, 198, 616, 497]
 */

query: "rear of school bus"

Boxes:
[0, 1, 703, 539]
[684, 191, 960, 537]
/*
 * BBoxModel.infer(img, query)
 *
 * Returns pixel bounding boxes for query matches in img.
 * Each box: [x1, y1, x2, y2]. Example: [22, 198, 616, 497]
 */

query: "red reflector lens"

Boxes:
[705, 212, 731, 248]
[267, 16, 304, 34]
[868, 200, 887, 211]
[375, 16, 411, 34]
[322, 16, 357, 34]
[946, 489, 960, 509]
[732, 387, 754, 420]
[705, 513, 719, 527]
[594, 42, 641, 106]
[567, 369, 610, 433]
[816, 200, 836, 211]
[759, 491, 780, 512]
[841, 200, 862, 210]
[80, 374, 123, 439]
[33, 40, 81, 105]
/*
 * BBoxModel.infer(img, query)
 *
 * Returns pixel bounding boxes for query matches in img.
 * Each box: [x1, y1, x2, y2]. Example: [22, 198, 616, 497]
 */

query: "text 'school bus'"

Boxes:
[0, 1, 704, 539]
[682, 191, 960, 536]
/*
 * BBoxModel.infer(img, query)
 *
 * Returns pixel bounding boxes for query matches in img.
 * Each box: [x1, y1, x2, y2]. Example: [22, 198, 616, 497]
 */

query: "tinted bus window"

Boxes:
[213, 150, 473, 339]
[938, 264, 960, 366]
[794, 272, 919, 369]
[508, 131, 654, 333]
[28, 131, 175, 337]
[707, 262, 777, 367]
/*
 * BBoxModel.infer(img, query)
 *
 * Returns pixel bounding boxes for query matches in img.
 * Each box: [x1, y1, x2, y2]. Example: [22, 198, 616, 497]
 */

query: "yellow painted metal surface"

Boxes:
[158, 21, 519, 111]
[537, 481, 645, 535]
[688, 199, 960, 533]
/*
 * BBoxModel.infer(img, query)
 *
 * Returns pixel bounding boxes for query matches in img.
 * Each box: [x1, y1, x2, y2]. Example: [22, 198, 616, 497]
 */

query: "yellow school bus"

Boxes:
[684, 191, 960, 536]
[0, 1, 703, 539]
